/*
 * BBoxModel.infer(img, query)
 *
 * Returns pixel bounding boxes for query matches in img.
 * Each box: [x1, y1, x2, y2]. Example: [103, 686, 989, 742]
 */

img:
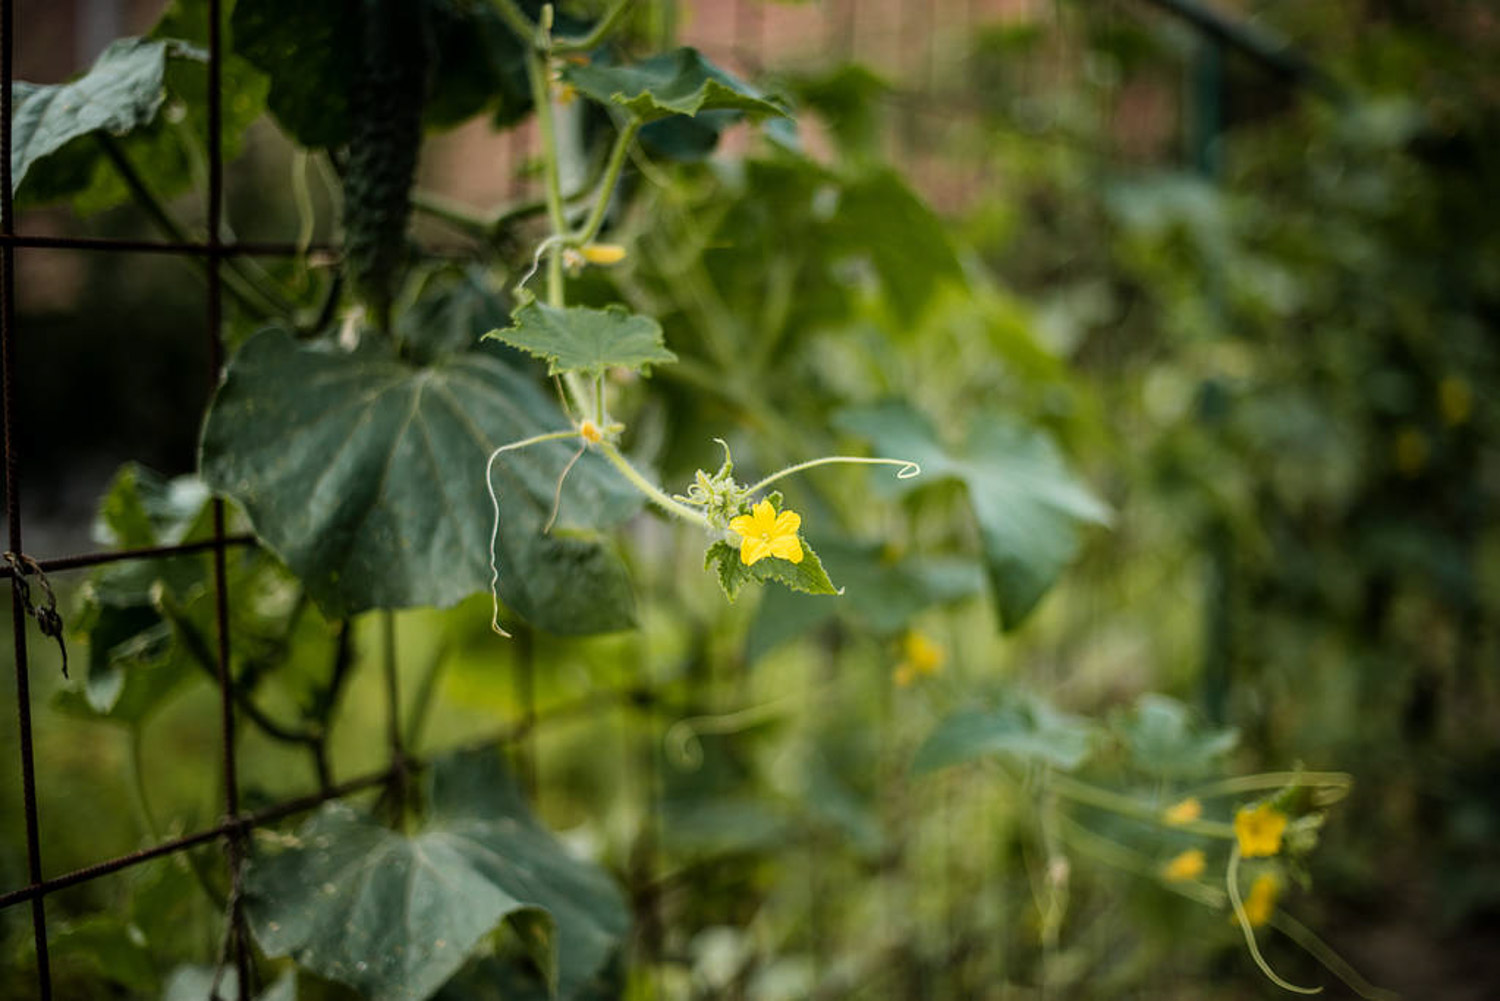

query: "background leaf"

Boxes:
[914, 697, 1100, 774]
[246, 747, 629, 1001]
[836, 402, 1110, 629]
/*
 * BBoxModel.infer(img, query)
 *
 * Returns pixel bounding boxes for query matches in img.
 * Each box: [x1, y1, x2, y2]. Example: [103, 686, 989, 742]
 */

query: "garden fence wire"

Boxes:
[0, 1, 1324, 998]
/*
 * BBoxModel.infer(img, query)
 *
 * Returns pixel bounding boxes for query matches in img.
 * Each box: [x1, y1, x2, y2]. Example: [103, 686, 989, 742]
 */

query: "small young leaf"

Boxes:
[705, 540, 839, 603]
[485, 301, 676, 378]
[562, 48, 789, 122]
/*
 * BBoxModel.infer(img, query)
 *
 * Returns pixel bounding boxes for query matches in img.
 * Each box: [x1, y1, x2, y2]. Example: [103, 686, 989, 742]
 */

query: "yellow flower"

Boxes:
[1393, 426, 1428, 477]
[579, 421, 603, 444]
[579, 243, 627, 265]
[1163, 797, 1202, 826]
[1242, 873, 1280, 927]
[1440, 376, 1473, 426]
[893, 630, 945, 686]
[728, 499, 803, 566]
[1162, 848, 1206, 882]
[1234, 803, 1288, 858]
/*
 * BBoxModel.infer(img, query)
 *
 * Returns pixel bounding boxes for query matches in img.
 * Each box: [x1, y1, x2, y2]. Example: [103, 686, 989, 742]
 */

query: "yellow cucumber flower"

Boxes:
[1234, 803, 1288, 858]
[728, 499, 803, 566]
[893, 630, 945, 686]
[1163, 797, 1202, 826]
[1162, 848, 1206, 883]
[1242, 873, 1280, 927]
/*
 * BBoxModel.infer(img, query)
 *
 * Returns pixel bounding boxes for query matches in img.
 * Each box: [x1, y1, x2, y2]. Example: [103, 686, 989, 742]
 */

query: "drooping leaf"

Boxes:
[200, 329, 640, 631]
[562, 48, 789, 122]
[914, 697, 1100, 774]
[92, 462, 212, 549]
[1114, 694, 1239, 777]
[485, 301, 676, 378]
[10, 38, 186, 194]
[705, 539, 839, 603]
[245, 747, 629, 1001]
[836, 402, 1110, 630]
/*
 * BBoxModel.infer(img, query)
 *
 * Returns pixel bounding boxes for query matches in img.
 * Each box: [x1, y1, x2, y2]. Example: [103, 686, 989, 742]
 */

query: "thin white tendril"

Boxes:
[487, 429, 582, 638]
[1226, 847, 1322, 995]
[515, 234, 565, 297]
[745, 455, 921, 495]
[543, 443, 587, 535]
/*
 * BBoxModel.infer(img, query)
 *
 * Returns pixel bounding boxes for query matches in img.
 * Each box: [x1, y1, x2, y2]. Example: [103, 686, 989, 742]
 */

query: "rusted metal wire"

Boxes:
[2, 0, 54, 991]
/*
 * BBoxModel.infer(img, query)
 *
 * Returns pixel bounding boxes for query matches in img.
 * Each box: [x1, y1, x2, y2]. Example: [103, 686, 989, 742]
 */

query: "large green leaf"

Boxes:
[485, 301, 676, 378]
[200, 329, 639, 631]
[913, 697, 1100, 775]
[245, 748, 629, 1001]
[562, 48, 788, 122]
[836, 403, 1109, 630]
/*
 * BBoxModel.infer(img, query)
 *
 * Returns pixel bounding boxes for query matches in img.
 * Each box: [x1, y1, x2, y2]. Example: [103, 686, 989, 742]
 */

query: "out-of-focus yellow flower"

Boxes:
[579, 421, 603, 444]
[579, 243, 627, 265]
[1393, 426, 1429, 477]
[1234, 803, 1288, 858]
[1162, 848, 1206, 882]
[893, 631, 945, 686]
[1163, 797, 1202, 826]
[1440, 376, 1473, 427]
[728, 499, 803, 566]
[1242, 873, 1280, 927]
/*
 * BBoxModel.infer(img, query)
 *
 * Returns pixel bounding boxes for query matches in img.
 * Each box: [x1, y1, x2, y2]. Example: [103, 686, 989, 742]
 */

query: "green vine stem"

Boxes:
[1047, 771, 1236, 839]
[1226, 847, 1322, 994]
[746, 456, 922, 494]
[599, 441, 712, 526]
[573, 118, 641, 247]
[552, 0, 638, 54]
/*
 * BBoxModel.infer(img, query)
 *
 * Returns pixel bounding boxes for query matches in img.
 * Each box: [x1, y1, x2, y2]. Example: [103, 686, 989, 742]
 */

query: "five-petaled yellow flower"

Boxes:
[1162, 848, 1206, 882]
[1163, 797, 1202, 826]
[729, 499, 804, 566]
[1234, 803, 1288, 858]
[1242, 873, 1280, 927]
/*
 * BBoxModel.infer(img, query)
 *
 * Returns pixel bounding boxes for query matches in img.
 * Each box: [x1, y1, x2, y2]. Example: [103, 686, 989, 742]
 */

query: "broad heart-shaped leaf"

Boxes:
[200, 329, 640, 631]
[562, 48, 788, 123]
[914, 696, 1100, 775]
[836, 403, 1110, 630]
[705, 540, 838, 603]
[245, 747, 629, 1001]
[1113, 694, 1239, 778]
[485, 301, 676, 378]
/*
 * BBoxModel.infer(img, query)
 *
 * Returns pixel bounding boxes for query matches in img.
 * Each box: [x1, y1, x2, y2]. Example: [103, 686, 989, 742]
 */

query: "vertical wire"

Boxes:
[1, 0, 53, 995]
[205, 0, 252, 993]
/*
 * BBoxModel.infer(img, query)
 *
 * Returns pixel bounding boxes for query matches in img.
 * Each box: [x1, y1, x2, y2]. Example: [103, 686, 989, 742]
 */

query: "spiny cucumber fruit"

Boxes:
[343, 0, 430, 333]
